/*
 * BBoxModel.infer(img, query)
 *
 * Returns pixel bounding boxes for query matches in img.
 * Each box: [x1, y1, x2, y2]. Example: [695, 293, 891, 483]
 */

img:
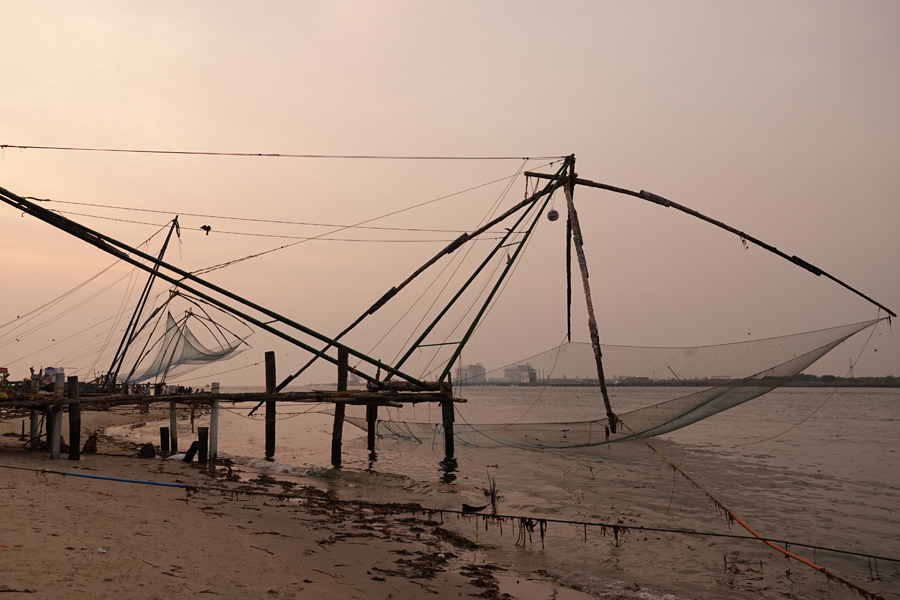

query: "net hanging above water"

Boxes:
[354, 319, 883, 448]
[124, 312, 248, 384]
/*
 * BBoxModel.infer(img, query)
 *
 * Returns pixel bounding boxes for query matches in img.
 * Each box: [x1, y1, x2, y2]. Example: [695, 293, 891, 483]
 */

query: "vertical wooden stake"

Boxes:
[265, 351, 276, 459]
[67, 376, 80, 460]
[209, 398, 219, 461]
[169, 400, 178, 453]
[366, 404, 378, 451]
[48, 406, 62, 459]
[332, 347, 349, 468]
[198, 427, 209, 463]
[442, 399, 455, 458]
[29, 409, 40, 447]
[160, 427, 170, 453]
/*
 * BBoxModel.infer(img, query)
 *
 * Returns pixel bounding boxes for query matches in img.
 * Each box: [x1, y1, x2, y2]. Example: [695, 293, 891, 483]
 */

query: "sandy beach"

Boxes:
[2, 391, 896, 600]
[0, 407, 604, 600]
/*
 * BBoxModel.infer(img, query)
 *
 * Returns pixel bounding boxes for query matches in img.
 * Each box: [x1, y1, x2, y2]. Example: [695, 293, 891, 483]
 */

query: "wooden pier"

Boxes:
[0, 350, 463, 468]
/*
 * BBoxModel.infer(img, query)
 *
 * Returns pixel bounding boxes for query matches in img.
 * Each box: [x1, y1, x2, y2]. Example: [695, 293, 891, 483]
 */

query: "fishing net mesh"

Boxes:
[125, 312, 247, 383]
[364, 319, 881, 448]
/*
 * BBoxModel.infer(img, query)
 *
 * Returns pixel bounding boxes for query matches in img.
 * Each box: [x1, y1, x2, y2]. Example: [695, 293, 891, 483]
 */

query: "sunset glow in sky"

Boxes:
[2, 1, 898, 385]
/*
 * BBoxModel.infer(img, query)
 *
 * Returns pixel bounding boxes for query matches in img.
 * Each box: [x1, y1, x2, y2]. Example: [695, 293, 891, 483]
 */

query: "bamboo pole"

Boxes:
[563, 164, 618, 432]
[524, 171, 897, 319]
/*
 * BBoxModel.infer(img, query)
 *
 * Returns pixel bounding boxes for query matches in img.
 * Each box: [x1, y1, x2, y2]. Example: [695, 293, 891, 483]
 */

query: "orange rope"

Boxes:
[617, 418, 885, 600]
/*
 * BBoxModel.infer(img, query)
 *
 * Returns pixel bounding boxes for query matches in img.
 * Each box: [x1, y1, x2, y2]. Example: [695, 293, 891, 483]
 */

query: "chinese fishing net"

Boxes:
[348, 319, 883, 448]
[124, 312, 248, 383]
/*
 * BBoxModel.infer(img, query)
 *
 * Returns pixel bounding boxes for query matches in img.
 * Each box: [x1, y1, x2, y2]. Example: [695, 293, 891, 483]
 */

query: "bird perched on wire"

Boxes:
[201, 225, 212, 235]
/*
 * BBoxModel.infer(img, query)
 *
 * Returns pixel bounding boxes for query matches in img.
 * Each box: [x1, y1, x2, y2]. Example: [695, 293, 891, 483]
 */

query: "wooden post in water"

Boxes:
[265, 351, 276, 459]
[442, 399, 455, 458]
[331, 347, 348, 468]
[67, 376, 80, 460]
[169, 400, 178, 453]
[366, 404, 378, 451]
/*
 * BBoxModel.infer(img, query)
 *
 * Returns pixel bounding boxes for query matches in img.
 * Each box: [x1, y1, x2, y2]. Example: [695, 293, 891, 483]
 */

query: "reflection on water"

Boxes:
[438, 456, 458, 483]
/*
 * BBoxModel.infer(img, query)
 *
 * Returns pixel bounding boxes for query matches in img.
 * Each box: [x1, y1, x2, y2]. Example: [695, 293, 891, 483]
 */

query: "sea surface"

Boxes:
[112, 386, 899, 599]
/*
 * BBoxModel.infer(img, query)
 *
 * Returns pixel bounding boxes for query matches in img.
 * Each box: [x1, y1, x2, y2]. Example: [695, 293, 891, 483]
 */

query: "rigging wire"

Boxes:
[89, 236, 158, 375]
[50, 209, 510, 242]
[1, 144, 565, 161]
[190, 162, 558, 276]
[43, 198, 499, 233]
[0, 271, 136, 354]
[418, 186, 549, 381]
[380, 160, 529, 375]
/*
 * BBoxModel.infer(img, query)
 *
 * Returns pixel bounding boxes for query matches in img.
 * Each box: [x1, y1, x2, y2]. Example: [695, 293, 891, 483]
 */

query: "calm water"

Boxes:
[116, 386, 900, 599]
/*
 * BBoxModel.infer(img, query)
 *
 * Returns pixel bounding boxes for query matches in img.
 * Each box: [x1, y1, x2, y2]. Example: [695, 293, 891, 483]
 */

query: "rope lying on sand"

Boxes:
[1, 461, 896, 569]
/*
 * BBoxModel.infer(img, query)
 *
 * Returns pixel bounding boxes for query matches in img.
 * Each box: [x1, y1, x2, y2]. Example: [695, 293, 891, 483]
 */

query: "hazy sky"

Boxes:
[1, 1, 898, 386]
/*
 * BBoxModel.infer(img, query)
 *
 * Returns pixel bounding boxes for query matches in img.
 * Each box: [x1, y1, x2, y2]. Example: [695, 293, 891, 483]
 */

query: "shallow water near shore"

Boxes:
[111, 385, 899, 599]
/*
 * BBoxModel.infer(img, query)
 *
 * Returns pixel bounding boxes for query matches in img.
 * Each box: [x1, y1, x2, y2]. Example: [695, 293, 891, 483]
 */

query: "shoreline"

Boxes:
[0, 407, 601, 600]
[3, 398, 894, 600]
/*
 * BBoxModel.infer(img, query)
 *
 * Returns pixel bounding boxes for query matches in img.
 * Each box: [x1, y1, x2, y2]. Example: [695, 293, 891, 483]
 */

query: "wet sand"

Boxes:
[0, 408, 597, 599]
[2, 398, 895, 599]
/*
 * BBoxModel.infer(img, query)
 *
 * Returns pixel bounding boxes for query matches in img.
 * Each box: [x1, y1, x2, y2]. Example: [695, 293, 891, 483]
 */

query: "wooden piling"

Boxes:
[48, 406, 61, 459]
[169, 400, 178, 453]
[198, 427, 209, 463]
[67, 376, 80, 460]
[209, 398, 219, 461]
[265, 351, 276, 459]
[160, 427, 170, 453]
[366, 404, 378, 451]
[29, 409, 39, 446]
[442, 399, 455, 457]
[331, 347, 349, 468]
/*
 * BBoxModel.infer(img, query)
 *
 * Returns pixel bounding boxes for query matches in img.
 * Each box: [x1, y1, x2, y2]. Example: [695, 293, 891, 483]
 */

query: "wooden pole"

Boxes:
[209, 398, 219, 461]
[160, 427, 170, 453]
[29, 409, 39, 447]
[366, 404, 377, 451]
[265, 351, 276, 459]
[169, 400, 178, 453]
[563, 165, 618, 432]
[67, 376, 80, 460]
[441, 399, 455, 457]
[197, 427, 209, 463]
[48, 406, 61, 459]
[332, 347, 348, 468]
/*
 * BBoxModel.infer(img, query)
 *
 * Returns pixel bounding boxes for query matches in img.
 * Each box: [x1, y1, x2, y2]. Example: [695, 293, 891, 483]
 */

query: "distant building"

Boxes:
[458, 363, 486, 384]
[503, 364, 536, 384]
